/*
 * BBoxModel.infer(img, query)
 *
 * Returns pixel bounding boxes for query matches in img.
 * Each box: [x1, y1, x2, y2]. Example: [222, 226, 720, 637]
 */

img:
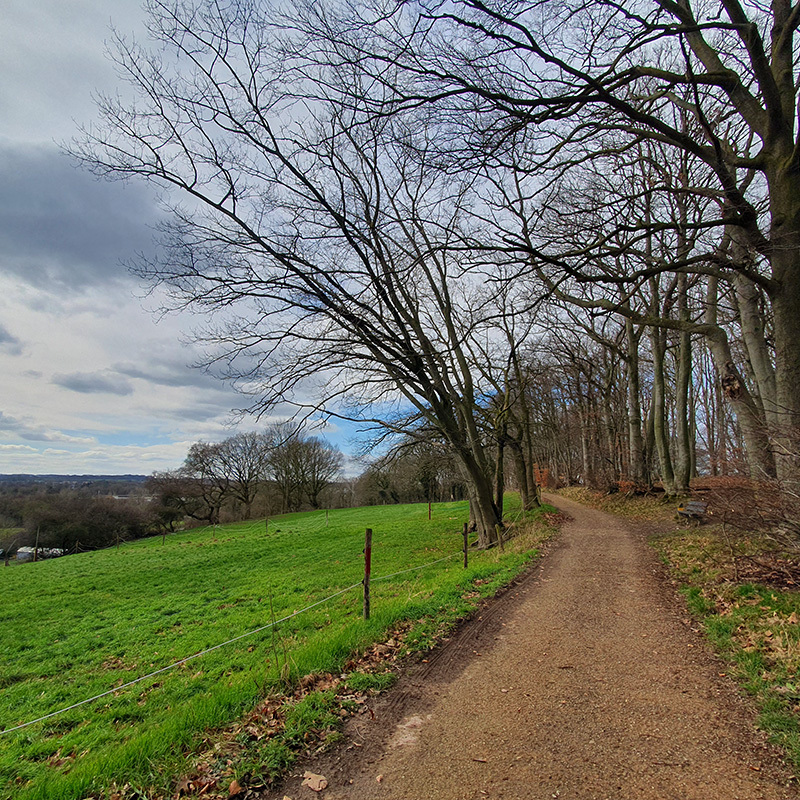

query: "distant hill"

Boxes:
[0, 474, 149, 493]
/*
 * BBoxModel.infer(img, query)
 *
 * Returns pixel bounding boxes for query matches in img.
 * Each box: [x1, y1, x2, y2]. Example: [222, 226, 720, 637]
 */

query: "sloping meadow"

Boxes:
[0, 498, 552, 800]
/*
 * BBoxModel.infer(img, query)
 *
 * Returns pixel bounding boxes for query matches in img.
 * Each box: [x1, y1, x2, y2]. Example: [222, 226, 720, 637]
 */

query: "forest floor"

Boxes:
[264, 493, 799, 800]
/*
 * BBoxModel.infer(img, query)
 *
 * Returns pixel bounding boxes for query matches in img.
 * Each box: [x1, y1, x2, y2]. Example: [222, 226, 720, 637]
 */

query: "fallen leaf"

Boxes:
[302, 771, 328, 792]
[228, 778, 243, 798]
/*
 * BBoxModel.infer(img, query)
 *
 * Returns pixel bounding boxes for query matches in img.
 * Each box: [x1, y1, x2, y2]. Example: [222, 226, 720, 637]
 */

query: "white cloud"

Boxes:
[0, 444, 38, 454]
[0, 271, 250, 473]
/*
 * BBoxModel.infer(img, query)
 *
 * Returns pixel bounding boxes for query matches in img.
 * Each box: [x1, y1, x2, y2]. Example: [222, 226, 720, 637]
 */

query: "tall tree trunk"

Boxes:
[644, 388, 656, 488]
[579, 404, 592, 487]
[714, 362, 729, 475]
[734, 273, 777, 429]
[494, 415, 506, 518]
[466, 479, 502, 549]
[765, 159, 800, 490]
[510, 353, 540, 509]
[509, 440, 530, 508]
[650, 324, 677, 496]
[674, 274, 692, 493]
[457, 446, 501, 548]
[771, 280, 800, 488]
[625, 317, 646, 485]
[705, 275, 776, 479]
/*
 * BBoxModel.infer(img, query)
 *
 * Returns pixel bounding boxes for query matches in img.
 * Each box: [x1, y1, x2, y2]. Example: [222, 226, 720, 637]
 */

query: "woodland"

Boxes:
[68, 0, 800, 549]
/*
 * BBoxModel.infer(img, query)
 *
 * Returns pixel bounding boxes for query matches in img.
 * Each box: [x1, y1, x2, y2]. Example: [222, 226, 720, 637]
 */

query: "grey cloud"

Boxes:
[114, 357, 241, 422]
[52, 371, 134, 396]
[0, 411, 22, 431]
[0, 143, 162, 293]
[163, 404, 231, 423]
[113, 358, 226, 391]
[0, 410, 94, 444]
[0, 323, 22, 355]
[1, 2, 148, 144]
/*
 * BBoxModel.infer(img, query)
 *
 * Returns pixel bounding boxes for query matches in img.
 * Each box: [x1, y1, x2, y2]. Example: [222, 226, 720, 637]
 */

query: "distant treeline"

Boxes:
[0, 474, 148, 491]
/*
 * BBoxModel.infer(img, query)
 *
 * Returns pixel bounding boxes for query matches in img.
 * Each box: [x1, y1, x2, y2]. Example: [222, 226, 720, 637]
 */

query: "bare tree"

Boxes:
[215, 432, 270, 517]
[301, 437, 344, 509]
[182, 442, 232, 525]
[263, 429, 343, 511]
[74, 0, 526, 546]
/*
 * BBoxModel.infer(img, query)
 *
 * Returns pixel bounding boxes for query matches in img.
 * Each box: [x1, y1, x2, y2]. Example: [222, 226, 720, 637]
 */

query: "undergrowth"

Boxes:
[556, 486, 676, 522]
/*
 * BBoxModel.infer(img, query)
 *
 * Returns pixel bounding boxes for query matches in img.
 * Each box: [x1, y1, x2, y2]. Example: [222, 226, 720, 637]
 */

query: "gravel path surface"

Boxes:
[274, 495, 799, 800]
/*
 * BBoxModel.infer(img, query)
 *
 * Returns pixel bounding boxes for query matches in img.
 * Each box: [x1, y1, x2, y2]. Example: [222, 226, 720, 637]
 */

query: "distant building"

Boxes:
[16, 547, 65, 563]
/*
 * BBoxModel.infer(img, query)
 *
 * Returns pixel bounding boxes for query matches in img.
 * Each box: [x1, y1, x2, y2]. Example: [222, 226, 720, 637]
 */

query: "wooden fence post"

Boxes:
[463, 522, 469, 568]
[363, 528, 372, 620]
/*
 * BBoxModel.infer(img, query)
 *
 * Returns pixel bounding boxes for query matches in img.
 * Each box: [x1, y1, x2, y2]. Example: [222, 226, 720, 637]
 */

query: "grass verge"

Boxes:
[651, 524, 800, 771]
[559, 486, 800, 772]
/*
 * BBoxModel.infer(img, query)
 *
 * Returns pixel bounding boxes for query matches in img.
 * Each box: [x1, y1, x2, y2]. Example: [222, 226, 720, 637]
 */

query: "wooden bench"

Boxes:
[677, 500, 708, 523]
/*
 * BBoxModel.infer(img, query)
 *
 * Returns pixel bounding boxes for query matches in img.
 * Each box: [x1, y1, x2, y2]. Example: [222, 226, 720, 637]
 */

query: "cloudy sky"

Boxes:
[0, 1, 351, 475]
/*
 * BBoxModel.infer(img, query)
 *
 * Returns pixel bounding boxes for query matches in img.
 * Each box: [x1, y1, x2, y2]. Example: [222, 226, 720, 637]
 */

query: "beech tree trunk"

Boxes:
[624, 317, 646, 485]
[674, 274, 692, 493]
[705, 275, 776, 479]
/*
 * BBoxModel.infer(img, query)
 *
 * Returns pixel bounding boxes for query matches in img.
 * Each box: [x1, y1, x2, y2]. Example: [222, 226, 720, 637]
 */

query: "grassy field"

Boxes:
[0, 497, 554, 800]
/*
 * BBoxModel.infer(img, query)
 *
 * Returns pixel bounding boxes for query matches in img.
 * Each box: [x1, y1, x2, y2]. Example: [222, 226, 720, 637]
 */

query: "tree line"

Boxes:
[149, 427, 344, 526]
[73, 0, 800, 546]
[2, 426, 506, 559]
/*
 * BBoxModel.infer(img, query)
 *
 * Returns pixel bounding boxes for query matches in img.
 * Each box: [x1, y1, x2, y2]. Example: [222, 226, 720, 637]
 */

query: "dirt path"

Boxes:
[274, 495, 799, 800]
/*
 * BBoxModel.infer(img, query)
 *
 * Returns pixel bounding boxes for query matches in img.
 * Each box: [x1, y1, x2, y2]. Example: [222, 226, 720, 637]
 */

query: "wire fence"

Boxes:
[0, 542, 465, 737]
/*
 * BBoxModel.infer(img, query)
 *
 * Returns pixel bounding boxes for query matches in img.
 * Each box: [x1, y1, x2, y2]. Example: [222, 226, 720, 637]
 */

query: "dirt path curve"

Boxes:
[276, 495, 799, 800]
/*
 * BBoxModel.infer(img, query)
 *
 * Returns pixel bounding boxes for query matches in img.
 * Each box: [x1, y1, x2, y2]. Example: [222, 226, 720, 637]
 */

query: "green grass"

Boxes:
[0, 497, 554, 800]
[227, 690, 342, 787]
[652, 526, 800, 772]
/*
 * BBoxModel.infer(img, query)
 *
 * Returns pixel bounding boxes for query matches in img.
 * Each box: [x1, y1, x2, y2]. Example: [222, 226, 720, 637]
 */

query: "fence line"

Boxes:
[0, 546, 466, 737]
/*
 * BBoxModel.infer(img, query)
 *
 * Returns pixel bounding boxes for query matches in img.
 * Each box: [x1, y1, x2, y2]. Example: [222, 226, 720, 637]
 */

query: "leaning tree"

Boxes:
[75, 0, 528, 546]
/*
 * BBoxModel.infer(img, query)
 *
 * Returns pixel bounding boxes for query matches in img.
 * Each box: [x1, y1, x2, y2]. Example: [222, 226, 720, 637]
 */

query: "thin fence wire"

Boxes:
[371, 553, 459, 582]
[0, 544, 467, 737]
